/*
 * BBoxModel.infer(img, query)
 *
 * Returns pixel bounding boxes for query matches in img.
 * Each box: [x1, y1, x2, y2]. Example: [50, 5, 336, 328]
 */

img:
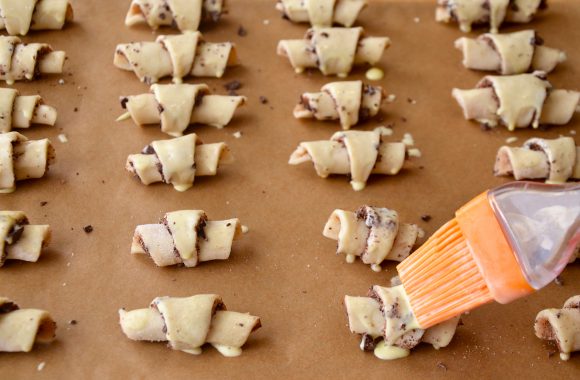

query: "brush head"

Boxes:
[397, 192, 534, 329]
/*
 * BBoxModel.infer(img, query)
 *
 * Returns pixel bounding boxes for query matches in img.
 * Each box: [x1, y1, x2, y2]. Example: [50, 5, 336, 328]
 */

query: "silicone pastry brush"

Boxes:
[397, 181, 580, 329]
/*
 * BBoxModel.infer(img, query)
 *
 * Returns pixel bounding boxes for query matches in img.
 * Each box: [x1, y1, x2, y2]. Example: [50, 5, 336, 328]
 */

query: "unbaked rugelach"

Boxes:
[0, 0, 73, 35]
[0, 88, 57, 133]
[0, 297, 56, 352]
[276, 0, 367, 27]
[535, 295, 580, 361]
[125, 0, 224, 31]
[0, 211, 50, 267]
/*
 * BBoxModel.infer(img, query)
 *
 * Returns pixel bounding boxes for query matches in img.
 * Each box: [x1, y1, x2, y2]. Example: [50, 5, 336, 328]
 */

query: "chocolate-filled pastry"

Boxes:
[0, 211, 50, 267]
[277, 27, 390, 77]
[345, 285, 460, 360]
[114, 31, 237, 84]
[125, 0, 224, 32]
[323, 206, 420, 272]
[0, 0, 73, 35]
[294, 81, 384, 130]
[0, 88, 57, 133]
[289, 128, 407, 191]
[452, 72, 580, 130]
[126, 133, 232, 192]
[0, 297, 56, 352]
[119, 295, 261, 357]
[455, 30, 565, 75]
[276, 0, 367, 27]
[0, 132, 55, 193]
[118, 84, 246, 137]
[131, 210, 242, 268]
[0, 36, 66, 85]
[495, 136, 579, 184]
[535, 295, 580, 361]
[436, 0, 547, 33]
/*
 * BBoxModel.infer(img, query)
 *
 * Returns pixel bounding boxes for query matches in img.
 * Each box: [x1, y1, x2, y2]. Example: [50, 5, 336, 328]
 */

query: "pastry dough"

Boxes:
[277, 27, 390, 77]
[494, 137, 579, 184]
[114, 31, 237, 84]
[119, 295, 261, 357]
[0, 132, 55, 193]
[118, 84, 246, 137]
[0, 0, 73, 35]
[276, 0, 367, 27]
[455, 30, 566, 75]
[126, 133, 232, 192]
[0, 88, 57, 133]
[0, 36, 66, 84]
[125, 0, 224, 31]
[345, 285, 460, 360]
[0, 297, 56, 352]
[289, 128, 407, 191]
[452, 72, 580, 131]
[131, 210, 242, 267]
[535, 295, 580, 361]
[323, 206, 419, 271]
[0, 211, 50, 267]
[294, 81, 384, 130]
[436, 0, 546, 33]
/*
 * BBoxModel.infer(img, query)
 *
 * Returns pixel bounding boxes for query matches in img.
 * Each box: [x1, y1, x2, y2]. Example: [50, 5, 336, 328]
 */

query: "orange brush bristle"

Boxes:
[397, 192, 535, 329]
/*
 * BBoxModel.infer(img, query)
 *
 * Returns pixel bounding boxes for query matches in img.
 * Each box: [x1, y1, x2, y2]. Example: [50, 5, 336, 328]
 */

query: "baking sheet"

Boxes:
[0, 0, 579, 378]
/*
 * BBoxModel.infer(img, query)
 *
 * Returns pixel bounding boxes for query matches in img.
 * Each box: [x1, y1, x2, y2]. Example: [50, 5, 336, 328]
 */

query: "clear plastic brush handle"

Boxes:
[489, 182, 580, 290]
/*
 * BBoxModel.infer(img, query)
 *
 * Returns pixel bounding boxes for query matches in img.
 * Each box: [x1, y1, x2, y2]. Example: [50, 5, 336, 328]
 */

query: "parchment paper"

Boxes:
[0, 1, 578, 379]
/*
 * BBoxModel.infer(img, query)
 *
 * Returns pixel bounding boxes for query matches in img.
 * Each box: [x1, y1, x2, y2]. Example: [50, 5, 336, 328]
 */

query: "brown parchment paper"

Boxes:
[0, 0, 579, 378]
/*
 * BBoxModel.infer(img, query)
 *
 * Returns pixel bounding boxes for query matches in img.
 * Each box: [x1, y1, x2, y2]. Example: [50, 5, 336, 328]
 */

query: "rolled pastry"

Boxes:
[119, 295, 261, 357]
[118, 84, 246, 137]
[294, 81, 384, 130]
[436, 0, 547, 33]
[455, 30, 566, 75]
[452, 72, 580, 130]
[276, 0, 367, 27]
[323, 206, 420, 271]
[345, 285, 460, 360]
[535, 295, 580, 361]
[0, 132, 55, 193]
[125, 0, 224, 31]
[494, 137, 579, 184]
[131, 210, 242, 267]
[277, 27, 390, 77]
[0, 88, 57, 133]
[114, 31, 237, 84]
[0, 211, 51, 267]
[289, 128, 408, 191]
[0, 297, 56, 352]
[0, 0, 73, 35]
[126, 133, 232, 192]
[0, 36, 66, 85]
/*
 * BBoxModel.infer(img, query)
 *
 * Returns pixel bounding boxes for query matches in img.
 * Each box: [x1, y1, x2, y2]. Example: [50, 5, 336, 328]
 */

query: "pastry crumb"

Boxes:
[62, 282, 67, 287]
[233, 131, 242, 139]
[386, 94, 397, 103]
[437, 362, 447, 371]
[58, 133, 68, 143]
[570, 130, 576, 135]
[375, 126, 393, 136]
[407, 98, 417, 105]
[390, 276, 402, 286]
[58, 79, 65, 85]
[417, 227, 426, 238]
[241, 225, 249, 234]
[371, 264, 382, 272]
[408, 148, 422, 158]
[263, 19, 270, 25]
[365, 67, 384, 81]
[37, 362, 46, 371]
[402, 133, 415, 147]
[506, 136, 518, 144]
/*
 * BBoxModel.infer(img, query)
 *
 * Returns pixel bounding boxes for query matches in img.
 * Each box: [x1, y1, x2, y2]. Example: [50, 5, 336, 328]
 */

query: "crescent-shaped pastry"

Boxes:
[289, 128, 408, 191]
[0, 0, 73, 36]
[125, 0, 224, 32]
[494, 137, 579, 184]
[0, 211, 51, 267]
[294, 81, 384, 130]
[131, 210, 242, 267]
[118, 84, 246, 137]
[535, 295, 580, 361]
[277, 27, 390, 77]
[119, 295, 261, 357]
[0, 88, 57, 133]
[323, 206, 420, 272]
[455, 30, 566, 75]
[345, 285, 460, 360]
[114, 31, 237, 84]
[126, 133, 232, 192]
[452, 72, 580, 130]
[0, 132, 55, 193]
[436, 0, 547, 33]
[0, 36, 66, 85]
[0, 297, 56, 352]
[276, 0, 367, 27]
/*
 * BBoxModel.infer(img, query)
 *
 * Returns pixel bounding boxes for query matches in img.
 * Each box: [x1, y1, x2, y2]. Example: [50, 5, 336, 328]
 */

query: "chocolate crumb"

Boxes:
[259, 96, 269, 104]
[237, 26, 247, 37]
[69, 320, 77, 325]
[547, 349, 556, 358]
[301, 290, 307, 294]
[83, 225, 93, 234]
[224, 80, 242, 96]
[40, 201, 48, 207]
[73, 107, 79, 112]
[554, 276, 564, 286]
[401, 117, 407, 123]
[421, 214, 432, 222]
[437, 362, 448, 371]
[480, 123, 492, 131]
